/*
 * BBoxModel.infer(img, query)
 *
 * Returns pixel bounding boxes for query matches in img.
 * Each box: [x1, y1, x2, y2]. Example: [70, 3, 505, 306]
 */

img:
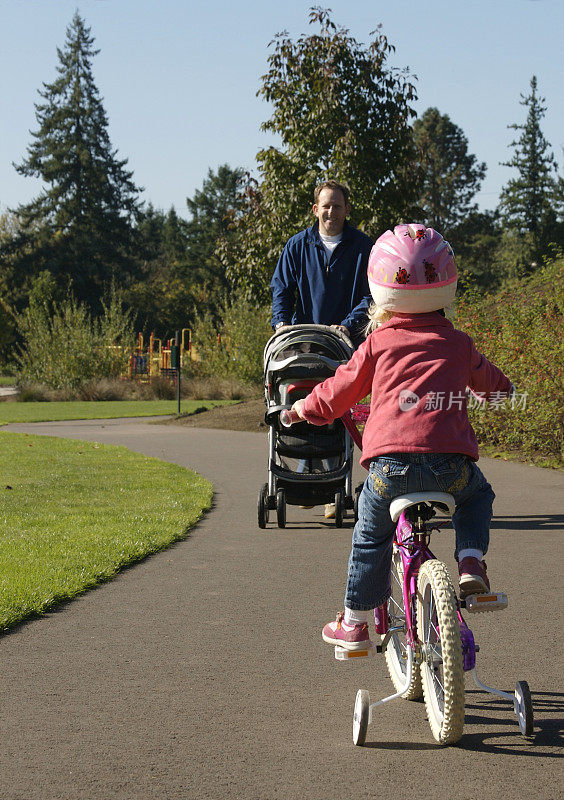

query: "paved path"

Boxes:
[1, 419, 563, 800]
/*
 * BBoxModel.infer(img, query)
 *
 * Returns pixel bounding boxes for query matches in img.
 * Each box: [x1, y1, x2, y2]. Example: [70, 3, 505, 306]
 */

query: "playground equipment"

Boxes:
[128, 329, 196, 380]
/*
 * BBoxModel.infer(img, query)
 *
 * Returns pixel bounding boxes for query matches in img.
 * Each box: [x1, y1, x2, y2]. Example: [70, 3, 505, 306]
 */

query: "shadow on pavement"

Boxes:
[437, 515, 563, 531]
[363, 740, 440, 750]
[461, 689, 563, 755]
[489, 515, 564, 530]
[362, 691, 563, 754]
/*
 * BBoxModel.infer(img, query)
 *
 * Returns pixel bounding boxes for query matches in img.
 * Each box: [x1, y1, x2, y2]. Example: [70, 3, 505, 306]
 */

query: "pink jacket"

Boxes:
[301, 312, 512, 467]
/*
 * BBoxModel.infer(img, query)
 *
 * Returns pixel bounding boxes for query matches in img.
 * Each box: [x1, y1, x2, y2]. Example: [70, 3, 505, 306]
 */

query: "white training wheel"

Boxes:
[352, 689, 370, 746]
[514, 680, 534, 737]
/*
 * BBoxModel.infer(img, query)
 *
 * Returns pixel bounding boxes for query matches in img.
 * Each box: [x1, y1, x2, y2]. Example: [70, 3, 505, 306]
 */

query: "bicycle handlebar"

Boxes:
[280, 407, 364, 450]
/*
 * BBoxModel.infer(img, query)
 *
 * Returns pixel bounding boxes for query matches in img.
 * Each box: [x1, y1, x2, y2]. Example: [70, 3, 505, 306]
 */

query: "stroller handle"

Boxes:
[280, 407, 364, 448]
[280, 408, 302, 427]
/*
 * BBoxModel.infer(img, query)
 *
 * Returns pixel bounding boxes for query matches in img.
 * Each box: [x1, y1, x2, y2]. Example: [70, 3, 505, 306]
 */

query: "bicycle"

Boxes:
[281, 406, 535, 746]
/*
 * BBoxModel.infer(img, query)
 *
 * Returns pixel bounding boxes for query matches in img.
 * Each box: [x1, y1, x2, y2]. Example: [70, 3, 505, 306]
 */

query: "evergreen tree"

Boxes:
[499, 75, 563, 263]
[0, 211, 38, 362]
[10, 11, 142, 308]
[127, 204, 192, 338]
[119, 166, 246, 337]
[449, 209, 502, 290]
[412, 107, 486, 234]
[183, 164, 246, 306]
[163, 207, 187, 265]
[135, 203, 168, 265]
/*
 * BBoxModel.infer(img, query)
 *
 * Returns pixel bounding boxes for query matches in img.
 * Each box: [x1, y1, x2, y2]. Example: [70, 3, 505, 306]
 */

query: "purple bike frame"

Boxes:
[376, 510, 476, 671]
[343, 406, 476, 671]
[391, 511, 435, 648]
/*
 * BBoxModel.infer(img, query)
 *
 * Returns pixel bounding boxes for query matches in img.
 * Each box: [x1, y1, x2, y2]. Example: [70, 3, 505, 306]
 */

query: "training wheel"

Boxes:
[514, 680, 534, 737]
[352, 689, 370, 746]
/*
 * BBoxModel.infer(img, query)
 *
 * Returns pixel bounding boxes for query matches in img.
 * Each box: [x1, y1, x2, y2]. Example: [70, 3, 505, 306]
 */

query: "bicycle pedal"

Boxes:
[462, 592, 508, 613]
[334, 643, 378, 660]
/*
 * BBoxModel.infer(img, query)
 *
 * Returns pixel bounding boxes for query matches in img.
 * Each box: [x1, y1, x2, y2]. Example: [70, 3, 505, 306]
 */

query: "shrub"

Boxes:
[189, 297, 271, 386]
[18, 382, 53, 402]
[139, 375, 177, 400]
[78, 378, 133, 401]
[456, 256, 563, 465]
[15, 375, 259, 403]
[15, 286, 135, 390]
[180, 376, 258, 401]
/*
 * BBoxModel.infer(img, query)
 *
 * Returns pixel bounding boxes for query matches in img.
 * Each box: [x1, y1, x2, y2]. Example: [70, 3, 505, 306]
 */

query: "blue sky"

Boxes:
[1, 0, 562, 219]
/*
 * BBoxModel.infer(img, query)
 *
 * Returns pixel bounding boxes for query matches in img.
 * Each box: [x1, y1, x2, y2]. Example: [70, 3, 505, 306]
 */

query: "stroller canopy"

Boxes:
[263, 324, 354, 376]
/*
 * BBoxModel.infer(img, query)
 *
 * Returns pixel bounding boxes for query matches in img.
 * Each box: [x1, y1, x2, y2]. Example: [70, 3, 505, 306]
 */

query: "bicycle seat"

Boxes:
[389, 492, 455, 522]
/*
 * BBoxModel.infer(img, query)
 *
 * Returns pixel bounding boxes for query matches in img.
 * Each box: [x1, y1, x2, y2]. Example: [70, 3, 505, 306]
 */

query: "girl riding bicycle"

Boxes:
[290, 224, 513, 651]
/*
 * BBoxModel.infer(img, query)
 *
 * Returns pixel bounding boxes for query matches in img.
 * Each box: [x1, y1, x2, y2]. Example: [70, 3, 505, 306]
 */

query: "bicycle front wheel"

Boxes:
[384, 547, 422, 699]
[416, 560, 465, 745]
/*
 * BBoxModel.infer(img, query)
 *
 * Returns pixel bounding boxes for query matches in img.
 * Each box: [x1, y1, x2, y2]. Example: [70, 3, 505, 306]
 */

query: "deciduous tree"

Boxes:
[222, 7, 420, 302]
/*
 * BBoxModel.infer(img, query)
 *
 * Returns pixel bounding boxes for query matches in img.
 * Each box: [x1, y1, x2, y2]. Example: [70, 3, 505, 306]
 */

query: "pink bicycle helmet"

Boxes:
[367, 224, 457, 313]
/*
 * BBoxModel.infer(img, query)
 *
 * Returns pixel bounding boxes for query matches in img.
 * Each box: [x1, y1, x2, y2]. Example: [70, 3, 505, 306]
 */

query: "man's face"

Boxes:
[313, 188, 350, 236]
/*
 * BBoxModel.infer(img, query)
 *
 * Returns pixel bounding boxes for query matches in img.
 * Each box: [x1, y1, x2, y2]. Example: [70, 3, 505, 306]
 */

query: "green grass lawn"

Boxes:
[0, 431, 213, 630]
[0, 398, 231, 425]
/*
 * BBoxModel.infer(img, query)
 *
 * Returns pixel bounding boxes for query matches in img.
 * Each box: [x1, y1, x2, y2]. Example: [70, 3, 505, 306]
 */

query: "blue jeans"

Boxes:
[345, 453, 495, 611]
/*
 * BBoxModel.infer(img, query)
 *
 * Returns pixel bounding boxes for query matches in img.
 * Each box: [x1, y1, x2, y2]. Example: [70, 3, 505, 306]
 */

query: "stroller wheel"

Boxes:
[276, 489, 286, 528]
[258, 483, 269, 529]
[354, 486, 362, 523]
[334, 490, 344, 527]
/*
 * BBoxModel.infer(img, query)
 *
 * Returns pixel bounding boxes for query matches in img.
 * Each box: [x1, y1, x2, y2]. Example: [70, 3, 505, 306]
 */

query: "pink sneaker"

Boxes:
[458, 557, 490, 597]
[322, 612, 372, 650]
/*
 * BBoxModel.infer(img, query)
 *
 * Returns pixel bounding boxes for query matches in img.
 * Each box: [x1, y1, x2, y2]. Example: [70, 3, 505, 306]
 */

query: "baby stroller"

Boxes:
[258, 324, 356, 528]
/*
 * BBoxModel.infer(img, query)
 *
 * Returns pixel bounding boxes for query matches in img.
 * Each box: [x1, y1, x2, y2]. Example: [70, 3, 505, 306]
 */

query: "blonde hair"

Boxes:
[365, 303, 393, 334]
[365, 302, 456, 335]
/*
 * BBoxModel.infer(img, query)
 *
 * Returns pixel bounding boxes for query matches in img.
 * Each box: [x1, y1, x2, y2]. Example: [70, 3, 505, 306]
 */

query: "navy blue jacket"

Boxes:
[270, 221, 373, 346]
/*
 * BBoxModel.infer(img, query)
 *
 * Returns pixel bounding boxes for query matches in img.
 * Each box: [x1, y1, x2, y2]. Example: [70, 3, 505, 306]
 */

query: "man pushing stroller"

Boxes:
[270, 180, 372, 518]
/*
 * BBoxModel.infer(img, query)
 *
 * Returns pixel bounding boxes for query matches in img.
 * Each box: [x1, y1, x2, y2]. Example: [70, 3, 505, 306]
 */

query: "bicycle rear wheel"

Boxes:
[416, 559, 465, 745]
[383, 547, 422, 699]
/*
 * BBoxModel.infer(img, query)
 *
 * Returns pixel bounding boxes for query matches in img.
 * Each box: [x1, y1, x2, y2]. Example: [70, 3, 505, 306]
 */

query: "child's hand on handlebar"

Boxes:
[279, 401, 305, 427]
[291, 398, 306, 419]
